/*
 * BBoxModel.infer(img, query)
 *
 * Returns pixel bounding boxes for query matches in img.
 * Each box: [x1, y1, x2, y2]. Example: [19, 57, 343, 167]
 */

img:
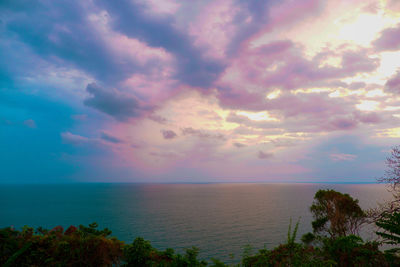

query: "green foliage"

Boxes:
[322, 235, 389, 267]
[301, 232, 316, 246]
[242, 221, 334, 267]
[376, 211, 400, 245]
[209, 258, 228, 267]
[286, 218, 300, 246]
[122, 238, 207, 267]
[242, 243, 335, 267]
[123, 237, 154, 266]
[310, 189, 366, 239]
[241, 244, 253, 260]
[78, 222, 113, 237]
[183, 246, 207, 267]
[0, 223, 123, 266]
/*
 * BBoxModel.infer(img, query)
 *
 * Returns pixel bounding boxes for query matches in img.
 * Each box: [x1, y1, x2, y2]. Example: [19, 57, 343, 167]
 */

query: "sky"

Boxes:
[1, 0, 400, 183]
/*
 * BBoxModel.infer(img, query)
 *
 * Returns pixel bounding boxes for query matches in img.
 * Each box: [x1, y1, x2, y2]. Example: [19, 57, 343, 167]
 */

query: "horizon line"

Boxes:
[0, 181, 383, 185]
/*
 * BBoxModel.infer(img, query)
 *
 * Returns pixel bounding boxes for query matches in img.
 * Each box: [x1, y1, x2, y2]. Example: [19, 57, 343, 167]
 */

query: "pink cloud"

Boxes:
[373, 24, 400, 52]
[326, 117, 358, 131]
[121, 72, 181, 106]
[258, 150, 273, 159]
[189, 0, 238, 59]
[161, 129, 177, 139]
[217, 41, 379, 104]
[268, 0, 322, 31]
[354, 111, 382, 124]
[385, 71, 400, 94]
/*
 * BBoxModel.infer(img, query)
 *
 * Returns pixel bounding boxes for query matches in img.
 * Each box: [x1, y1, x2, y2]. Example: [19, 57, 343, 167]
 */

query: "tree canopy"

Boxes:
[310, 189, 366, 239]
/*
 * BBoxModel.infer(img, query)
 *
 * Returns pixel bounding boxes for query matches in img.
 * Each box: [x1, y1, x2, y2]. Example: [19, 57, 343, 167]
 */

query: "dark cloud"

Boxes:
[161, 130, 177, 139]
[101, 132, 124, 144]
[233, 142, 246, 148]
[97, 0, 225, 88]
[373, 24, 400, 52]
[84, 83, 149, 121]
[228, 0, 323, 55]
[327, 117, 358, 131]
[227, 0, 271, 55]
[354, 111, 382, 124]
[385, 72, 400, 94]
[148, 114, 168, 124]
[182, 127, 226, 140]
[258, 150, 273, 159]
[130, 143, 142, 149]
[3, 1, 140, 83]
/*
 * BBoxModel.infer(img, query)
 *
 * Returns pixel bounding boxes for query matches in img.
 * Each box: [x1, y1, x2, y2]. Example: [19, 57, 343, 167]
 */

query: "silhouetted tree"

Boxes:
[374, 146, 400, 246]
[370, 146, 400, 246]
[379, 145, 400, 191]
[310, 189, 366, 239]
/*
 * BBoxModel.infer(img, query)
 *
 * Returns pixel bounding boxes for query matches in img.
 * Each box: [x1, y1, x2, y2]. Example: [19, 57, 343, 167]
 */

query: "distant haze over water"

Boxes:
[0, 183, 392, 263]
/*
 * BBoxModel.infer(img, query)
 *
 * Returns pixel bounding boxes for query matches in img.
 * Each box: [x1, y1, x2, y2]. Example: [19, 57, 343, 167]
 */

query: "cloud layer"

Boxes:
[1, 0, 400, 183]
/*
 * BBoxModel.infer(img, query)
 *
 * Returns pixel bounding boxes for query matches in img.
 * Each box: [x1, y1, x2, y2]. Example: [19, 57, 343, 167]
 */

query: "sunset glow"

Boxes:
[1, 0, 400, 183]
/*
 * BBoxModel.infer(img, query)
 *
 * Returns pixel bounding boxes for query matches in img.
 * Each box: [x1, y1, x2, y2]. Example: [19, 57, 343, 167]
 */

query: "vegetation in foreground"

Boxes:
[2, 146, 400, 266]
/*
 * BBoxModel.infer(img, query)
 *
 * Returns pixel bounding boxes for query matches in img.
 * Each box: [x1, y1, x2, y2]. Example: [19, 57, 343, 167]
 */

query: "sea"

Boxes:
[0, 183, 393, 263]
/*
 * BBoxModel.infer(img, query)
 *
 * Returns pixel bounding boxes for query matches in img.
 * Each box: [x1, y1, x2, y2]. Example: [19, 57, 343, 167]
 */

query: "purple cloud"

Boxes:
[217, 43, 379, 115]
[258, 151, 273, 159]
[234, 142, 246, 148]
[328, 117, 358, 131]
[182, 127, 226, 140]
[84, 83, 150, 121]
[97, 0, 225, 88]
[101, 132, 124, 144]
[161, 130, 177, 140]
[385, 72, 400, 94]
[1, 0, 398, 183]
[3, 1, 141, 83]
[149, 114, 168, 124]
[348, 82, 366, 90]
[373, 24, 400, 52]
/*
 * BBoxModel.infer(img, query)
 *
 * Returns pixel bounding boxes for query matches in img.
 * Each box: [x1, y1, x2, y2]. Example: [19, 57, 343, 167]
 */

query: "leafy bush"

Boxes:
[0, 223, 123, 266]
[322, 235, 389, 267]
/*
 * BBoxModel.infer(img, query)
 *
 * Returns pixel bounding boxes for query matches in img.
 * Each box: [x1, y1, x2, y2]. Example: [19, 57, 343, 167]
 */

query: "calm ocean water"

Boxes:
[0, 183, 393, 263]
